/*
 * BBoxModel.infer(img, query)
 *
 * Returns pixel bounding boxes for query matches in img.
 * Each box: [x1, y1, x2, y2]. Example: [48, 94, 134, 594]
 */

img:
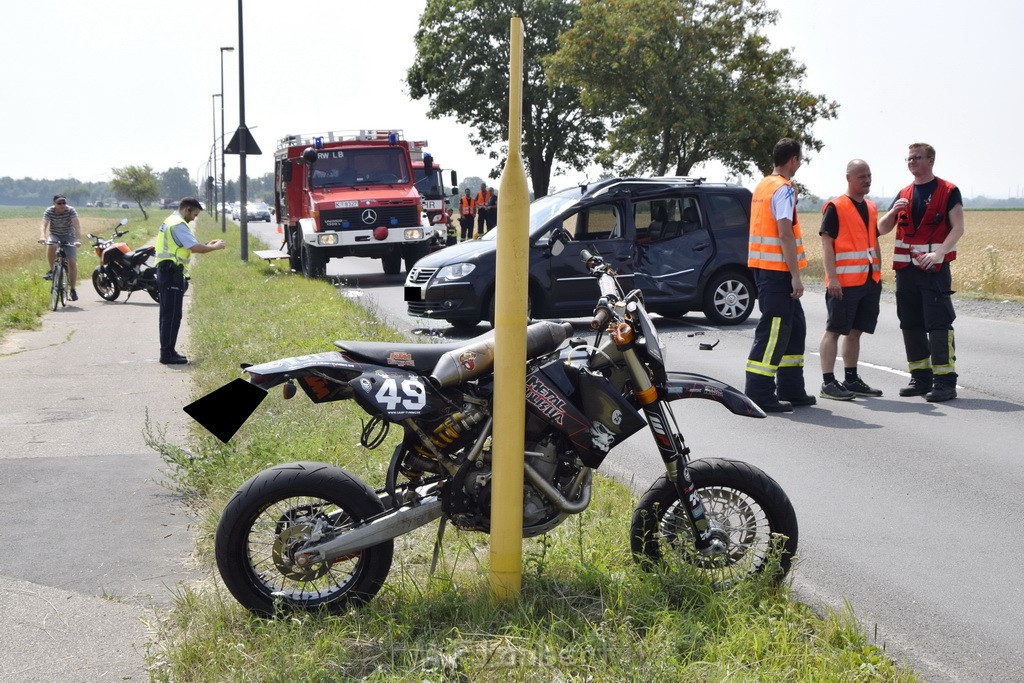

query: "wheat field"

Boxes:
[799, 210, 1024, 297]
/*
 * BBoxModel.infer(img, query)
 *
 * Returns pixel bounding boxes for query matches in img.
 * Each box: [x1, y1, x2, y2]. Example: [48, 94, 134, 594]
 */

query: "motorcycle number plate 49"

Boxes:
[351, 371, 427, 419]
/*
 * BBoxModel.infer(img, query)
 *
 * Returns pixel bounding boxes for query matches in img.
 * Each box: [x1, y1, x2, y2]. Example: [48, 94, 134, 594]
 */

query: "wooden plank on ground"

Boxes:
[254, 249, 290, 261]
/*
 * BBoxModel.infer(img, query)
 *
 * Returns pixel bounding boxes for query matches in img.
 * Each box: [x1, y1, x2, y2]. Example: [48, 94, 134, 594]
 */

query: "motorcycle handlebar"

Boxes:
[590, 305, 611, 330]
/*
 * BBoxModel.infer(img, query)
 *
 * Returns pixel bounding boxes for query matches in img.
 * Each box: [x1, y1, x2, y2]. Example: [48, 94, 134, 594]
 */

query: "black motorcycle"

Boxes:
[87, 219, 159, 302]
[186, 236, 798, 616]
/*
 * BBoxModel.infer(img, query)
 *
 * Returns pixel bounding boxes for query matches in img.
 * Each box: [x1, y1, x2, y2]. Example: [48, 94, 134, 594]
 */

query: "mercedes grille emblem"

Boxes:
[361, 209, 378, 225]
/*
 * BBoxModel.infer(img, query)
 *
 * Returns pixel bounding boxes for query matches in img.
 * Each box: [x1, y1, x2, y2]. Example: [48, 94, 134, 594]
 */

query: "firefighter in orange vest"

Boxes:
[474, 182, 494, 235]
[744, 138, 814, 413]
[459, 188, 475, 241]
[878, 143, 964, 403]
[817, 159, 884, 401]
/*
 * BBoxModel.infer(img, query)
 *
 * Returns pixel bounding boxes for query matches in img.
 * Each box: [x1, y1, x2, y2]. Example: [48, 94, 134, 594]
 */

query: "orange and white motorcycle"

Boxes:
[87, 219, 159, 302]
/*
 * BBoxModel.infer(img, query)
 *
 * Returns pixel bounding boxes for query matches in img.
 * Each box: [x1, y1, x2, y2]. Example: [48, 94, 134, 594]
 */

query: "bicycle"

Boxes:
[40, 238, 75, 310]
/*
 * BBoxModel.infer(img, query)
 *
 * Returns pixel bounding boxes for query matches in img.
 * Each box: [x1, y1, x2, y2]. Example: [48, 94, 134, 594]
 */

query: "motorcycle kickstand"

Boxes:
[428, 516, 448, 577]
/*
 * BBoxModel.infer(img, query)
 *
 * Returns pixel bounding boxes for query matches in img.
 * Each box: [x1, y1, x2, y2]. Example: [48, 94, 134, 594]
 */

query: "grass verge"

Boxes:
[147, 215, 917, 681]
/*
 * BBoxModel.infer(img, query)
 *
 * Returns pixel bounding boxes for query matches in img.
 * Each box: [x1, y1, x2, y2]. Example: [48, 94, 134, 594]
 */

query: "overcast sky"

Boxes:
[2, 0, 1021, 200]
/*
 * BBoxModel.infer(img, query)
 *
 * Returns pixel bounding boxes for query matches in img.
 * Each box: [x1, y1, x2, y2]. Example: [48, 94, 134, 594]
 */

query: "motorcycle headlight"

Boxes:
[435, 263, 476, 281]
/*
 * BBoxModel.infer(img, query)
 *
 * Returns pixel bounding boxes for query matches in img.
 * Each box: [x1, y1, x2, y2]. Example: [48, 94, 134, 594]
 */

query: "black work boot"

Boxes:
[926, 379, 957, 403]
[899, 373, 932, 397]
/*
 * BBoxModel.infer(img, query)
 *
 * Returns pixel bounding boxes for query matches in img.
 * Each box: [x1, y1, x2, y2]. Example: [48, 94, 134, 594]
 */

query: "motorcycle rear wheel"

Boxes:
[92, 268, 120, 301]
[216, 461, 394, 616]
[630, 457, 798, 584]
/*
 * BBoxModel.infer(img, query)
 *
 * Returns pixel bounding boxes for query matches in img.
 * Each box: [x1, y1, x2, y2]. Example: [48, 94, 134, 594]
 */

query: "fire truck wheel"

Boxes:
[382, 250, 402, 276]
[403, 243, 430, 273]
[301, 244, 327, 279]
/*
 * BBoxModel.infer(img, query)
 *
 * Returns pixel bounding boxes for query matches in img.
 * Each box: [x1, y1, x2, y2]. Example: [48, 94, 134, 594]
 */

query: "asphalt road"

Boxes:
[243, 222, 1024, 683]
[0, 274, 199, 681]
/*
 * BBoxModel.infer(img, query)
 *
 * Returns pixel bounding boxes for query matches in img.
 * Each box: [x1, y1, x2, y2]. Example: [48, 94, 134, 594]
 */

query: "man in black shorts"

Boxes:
[817, 159, 884, 400]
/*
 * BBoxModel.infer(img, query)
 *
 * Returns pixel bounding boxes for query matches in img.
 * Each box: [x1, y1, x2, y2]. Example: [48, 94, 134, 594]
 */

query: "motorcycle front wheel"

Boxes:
[630, 457, 798, 585]
[216, 461, 394, 616]
[92, 267, 120, 301]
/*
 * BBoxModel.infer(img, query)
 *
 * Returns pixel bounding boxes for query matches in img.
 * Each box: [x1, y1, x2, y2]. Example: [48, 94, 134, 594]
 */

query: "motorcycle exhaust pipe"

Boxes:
[524, 461, 592, 514]
[300, 496, 443, 565]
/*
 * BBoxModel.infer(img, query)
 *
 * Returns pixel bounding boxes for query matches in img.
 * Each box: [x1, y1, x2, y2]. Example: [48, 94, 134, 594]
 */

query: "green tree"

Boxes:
[63, 183, 92, 207]
[159, 167, 196, 201]
[110, 165, 160, 220]
[546, 0, 839, 177]
[407, 0, 605, 197]
[248, 172, 274, 205]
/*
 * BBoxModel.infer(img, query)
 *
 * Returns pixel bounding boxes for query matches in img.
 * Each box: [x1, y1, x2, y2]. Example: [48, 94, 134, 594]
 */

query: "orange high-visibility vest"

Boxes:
[460, 195, 475, 216]
[822, 195, 880, 288]
[748, 175, 806, 272]
[893, 177, 957, 270]
[474, 189, 492, 210]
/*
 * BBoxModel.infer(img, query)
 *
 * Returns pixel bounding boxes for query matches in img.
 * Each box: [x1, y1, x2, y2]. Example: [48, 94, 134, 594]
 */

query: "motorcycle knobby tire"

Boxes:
[215, 461, 394, 617]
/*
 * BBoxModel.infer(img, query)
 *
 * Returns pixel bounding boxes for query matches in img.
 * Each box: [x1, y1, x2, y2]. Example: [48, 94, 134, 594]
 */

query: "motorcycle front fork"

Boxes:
[618, 342, 720, 554]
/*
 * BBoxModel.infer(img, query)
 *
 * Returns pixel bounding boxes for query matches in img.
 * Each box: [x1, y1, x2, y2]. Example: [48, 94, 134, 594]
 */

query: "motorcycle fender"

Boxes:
[662, 371, 766, 418]
[246, 352, 363, 403]
[183, 378, 268, 443]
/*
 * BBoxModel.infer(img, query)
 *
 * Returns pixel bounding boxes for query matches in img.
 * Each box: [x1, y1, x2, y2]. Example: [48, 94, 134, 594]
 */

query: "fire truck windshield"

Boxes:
[310, 147, 410, 188]
[414, 167, 444, 197]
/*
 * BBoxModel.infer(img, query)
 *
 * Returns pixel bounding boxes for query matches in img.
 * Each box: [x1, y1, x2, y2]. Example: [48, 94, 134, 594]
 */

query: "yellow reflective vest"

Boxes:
[155, 212, 193, 276]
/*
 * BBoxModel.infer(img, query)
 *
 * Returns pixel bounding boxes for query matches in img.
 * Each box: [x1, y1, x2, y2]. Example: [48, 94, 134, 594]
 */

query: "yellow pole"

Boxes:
[489, 16, 529, 602]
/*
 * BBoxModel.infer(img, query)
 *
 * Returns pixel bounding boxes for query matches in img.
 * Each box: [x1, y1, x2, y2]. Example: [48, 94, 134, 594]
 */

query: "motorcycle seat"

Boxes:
[131, 247, 155, 266]
[335, 329, 496, 374]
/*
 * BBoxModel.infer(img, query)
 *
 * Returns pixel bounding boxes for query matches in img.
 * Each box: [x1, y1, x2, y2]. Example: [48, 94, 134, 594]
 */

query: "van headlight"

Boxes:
[435, 263, 475, 280]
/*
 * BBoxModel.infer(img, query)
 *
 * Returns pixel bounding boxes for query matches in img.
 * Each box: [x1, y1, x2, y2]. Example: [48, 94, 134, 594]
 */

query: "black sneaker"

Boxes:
[820, 380, 856, 401]
[925, 385, 957, 402]
[843, 377, 882, 397]
[42, 270, 53, 280]
[69, 289, 78, 301]
[159, 354, 189, 365]
[899, 378, 931, 397]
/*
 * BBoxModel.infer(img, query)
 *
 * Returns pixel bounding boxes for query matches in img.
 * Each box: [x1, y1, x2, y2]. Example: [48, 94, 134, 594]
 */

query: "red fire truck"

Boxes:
[410, 140, 458, 235]
[273, 129, 433, 277]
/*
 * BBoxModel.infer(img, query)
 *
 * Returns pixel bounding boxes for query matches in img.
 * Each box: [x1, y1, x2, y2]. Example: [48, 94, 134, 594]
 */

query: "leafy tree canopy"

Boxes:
[407, 0, 605, 197]
[110, 165, 160, 220]
[546, 0, 839, 178]
[159, 167, 196, 201]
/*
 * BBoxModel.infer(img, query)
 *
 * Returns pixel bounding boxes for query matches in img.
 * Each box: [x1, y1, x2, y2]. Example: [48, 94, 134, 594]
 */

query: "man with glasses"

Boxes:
[154, 197, 226, 365]
[878, 143, 965, 402]
[38, 194, 82, 301]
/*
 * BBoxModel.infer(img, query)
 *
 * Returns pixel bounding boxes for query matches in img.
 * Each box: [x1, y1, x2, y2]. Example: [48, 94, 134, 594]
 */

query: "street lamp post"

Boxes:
[211, 93, 220, 216]
[220, 46, 234, 233]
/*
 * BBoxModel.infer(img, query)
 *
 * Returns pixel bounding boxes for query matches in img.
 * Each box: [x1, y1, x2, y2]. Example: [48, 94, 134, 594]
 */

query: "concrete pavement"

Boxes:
[0, 281, 200, 681]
